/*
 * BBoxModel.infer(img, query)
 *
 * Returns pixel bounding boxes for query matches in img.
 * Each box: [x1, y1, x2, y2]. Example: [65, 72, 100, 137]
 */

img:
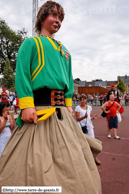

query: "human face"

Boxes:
[2, 106, 10, 115]
[80, 98, 87, 106]
[2, 94, 6, 99]
[41, 6, 62, 36]
[111, 87, 115, 91]
[109, 94, 114, 101]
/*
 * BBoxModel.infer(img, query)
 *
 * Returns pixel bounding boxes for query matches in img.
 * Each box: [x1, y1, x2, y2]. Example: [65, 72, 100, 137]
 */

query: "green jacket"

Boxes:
[15, 36, 73, 109]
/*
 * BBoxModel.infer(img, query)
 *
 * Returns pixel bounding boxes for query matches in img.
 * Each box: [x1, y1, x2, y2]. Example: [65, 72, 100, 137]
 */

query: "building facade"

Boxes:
[73, 80, 79, 94]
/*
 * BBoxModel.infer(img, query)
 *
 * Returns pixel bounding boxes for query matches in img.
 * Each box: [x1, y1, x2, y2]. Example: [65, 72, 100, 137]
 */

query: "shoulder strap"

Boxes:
[79, 107, 87, 126]
[107, 102, 114, 110]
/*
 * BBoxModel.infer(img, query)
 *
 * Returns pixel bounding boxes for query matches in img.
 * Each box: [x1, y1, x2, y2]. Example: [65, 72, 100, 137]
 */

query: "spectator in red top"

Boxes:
[101, 94, 121, 140]
[1, 88, 7, 97]
[1, 92, 10, 103]
[13, 95, 19, 113]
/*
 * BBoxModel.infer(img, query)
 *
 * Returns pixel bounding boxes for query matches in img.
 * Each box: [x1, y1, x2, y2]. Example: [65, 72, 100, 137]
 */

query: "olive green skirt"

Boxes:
[0, 106, 102, 194]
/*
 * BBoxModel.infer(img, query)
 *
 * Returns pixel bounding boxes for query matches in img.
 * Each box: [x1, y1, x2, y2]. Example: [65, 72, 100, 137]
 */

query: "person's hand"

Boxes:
[66, 106, 74, 116]
[22, 108, 37, 123]
[106, 110, 110, 114]
[3, 111, 8, 120]
[13, 113, 19, 120]
[85, 113, 88, 118]
[93, 114, 100, 119]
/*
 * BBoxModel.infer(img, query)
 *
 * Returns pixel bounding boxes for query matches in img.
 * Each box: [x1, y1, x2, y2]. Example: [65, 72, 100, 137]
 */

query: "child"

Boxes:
[0, 1, 102, 193]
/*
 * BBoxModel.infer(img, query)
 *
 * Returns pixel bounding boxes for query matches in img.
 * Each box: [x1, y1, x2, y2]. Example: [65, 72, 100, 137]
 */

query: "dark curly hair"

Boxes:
[35, 1, 65, 35]
[0, 101, 10, 116]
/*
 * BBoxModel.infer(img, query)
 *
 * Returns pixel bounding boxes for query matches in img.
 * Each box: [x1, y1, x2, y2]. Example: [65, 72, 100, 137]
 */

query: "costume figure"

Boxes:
[0, 1, 102, 194]
[13, 95, 19, 113]
[107, 82, 124, 114]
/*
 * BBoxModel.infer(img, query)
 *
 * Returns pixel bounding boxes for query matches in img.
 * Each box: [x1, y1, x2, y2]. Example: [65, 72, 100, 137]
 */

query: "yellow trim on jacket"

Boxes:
[65, 98, 72, 107]
[46, 37, 60, 51]
[19, 97, 35, 109]
[31, 37, 41, 79]
[31, 37, 45, 82]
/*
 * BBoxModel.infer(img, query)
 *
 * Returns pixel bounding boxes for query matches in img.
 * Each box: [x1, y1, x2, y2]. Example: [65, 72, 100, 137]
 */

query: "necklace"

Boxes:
[40, 34, 64, 56]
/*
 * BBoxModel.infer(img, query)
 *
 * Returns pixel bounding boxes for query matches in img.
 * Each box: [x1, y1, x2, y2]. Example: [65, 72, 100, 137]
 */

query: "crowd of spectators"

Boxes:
[124, 94, 129, 105]
[73, 93, 108, 106]
[0, 93, 19, 112]
[73, 93, 128, 106]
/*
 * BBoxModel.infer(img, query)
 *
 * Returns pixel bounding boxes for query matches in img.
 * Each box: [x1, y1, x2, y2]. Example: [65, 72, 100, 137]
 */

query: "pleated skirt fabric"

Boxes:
[0, 106, 102, 194]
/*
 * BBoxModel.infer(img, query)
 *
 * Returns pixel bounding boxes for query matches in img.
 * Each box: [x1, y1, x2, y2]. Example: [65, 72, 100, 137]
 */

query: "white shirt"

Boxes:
[75, 105, 94, 138]
[75, 105, 93, 130]
[9, 96, 13, 102]
[13, 99, 16, 105]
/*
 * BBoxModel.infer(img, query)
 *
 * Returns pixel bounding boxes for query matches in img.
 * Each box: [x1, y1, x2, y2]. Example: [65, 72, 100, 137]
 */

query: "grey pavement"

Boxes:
[73, 105, 129, 194]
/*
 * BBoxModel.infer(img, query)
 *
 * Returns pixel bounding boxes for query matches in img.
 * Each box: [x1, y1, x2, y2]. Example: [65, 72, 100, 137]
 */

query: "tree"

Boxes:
[92, 79, 103, 82]
[117, 76, 126, 93]
[1, 58, 15, 94]
[0, 19, 28, 73]
[75, 78, 81, 81]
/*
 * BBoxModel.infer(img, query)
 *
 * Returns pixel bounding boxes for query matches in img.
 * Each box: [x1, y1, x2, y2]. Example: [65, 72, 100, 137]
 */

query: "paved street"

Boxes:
[73, 105, 129, 194]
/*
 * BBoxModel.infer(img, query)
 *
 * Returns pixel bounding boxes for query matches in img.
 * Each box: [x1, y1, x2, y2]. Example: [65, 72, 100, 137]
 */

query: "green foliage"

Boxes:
[75, 78, 81, 81]
[117, 76, 126, 93]
[0, 18, 28, 73]
[1, 58, 15, 92]
[10, 86, 16, 93]
[92, 79, 103, 82]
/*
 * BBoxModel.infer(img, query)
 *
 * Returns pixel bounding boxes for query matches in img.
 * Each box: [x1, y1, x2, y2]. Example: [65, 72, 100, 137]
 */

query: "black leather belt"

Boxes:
[33, 87, 65, 106]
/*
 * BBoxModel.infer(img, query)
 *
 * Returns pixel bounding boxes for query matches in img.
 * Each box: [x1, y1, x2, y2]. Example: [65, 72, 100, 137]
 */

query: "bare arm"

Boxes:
[66, 106, 74, 116]
[75, 111, 87, 121]
[0, 113, 8, 133]
[90, 111, 92, 120]
[9, 115, 14, 131]
[101, 102, 110, 114]
[90, 111, 100, 120]
[12, 113, 19, 130]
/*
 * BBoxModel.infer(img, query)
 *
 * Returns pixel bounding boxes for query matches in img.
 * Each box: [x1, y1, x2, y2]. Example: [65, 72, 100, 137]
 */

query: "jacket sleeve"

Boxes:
[15, 38, 35, 110]
[64, 54, 73, 107]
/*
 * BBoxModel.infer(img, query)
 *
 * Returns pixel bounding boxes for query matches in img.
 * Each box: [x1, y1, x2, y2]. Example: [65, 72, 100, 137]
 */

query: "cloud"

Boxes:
[0, 0, 129, 81]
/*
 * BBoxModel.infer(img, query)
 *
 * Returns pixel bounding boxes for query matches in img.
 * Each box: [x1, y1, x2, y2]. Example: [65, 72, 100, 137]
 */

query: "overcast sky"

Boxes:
[0, 0, 129, 81]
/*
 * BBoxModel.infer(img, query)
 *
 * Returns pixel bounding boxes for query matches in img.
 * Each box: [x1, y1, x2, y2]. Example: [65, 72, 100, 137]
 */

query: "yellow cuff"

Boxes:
[19, 97, 35, 110]
[65, 98, 72, 107]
